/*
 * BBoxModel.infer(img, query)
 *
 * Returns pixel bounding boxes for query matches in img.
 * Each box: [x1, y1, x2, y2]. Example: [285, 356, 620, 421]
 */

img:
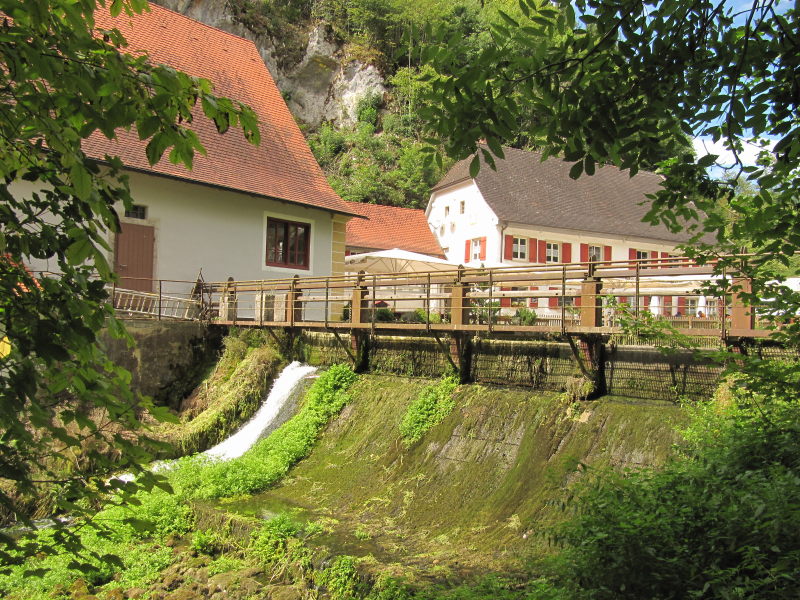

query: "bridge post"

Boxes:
[730, 276, 755, 333]
[350, 271, 369, 325]
[450, 265, 469, 326]
[286, 274, 302, 325]
[580, 276, 603, 327]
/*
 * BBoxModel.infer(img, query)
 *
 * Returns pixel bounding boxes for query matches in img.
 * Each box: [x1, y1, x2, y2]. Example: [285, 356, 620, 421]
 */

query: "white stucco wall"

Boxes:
[17, 171, 339, 286]
[427, 181, 681, 268]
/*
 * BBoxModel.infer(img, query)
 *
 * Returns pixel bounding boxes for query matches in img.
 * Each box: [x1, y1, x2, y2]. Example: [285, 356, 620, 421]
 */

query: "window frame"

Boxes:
[265, 216, 311, 270]
[471, 238, 482, 261]
[545, 241, 561, 263]
[124, 204, 147, 220]
[512, 236, 528, 260]
[588, 244, 603, 262]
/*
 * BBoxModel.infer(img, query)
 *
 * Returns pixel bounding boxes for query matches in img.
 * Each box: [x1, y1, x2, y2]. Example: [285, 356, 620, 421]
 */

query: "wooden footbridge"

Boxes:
[111, 255, 767, 341]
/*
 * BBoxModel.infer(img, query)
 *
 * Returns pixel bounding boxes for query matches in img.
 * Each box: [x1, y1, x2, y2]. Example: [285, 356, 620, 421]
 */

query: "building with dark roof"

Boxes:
[345, 203, 444, 258]
[24, 4, 357, 291]
[427, 146, 691, 267]
[427, 146, 697, 315]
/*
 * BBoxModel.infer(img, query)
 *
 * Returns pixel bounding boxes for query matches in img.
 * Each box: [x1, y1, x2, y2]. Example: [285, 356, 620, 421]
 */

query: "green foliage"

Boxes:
[513, 307, 538, 326]
[399, 375, 458, 446]
[375, 307, 398, 322]
[0, 0, 258, 565]
[191, 529, 223, 555]
[555, 360, 800, 599]
[407, 308, 443, 323]
[316, 555, 367, 600]
[207, 555, 245, 576]
[169, 364, 358, 498]
[356, 92, 383, 126]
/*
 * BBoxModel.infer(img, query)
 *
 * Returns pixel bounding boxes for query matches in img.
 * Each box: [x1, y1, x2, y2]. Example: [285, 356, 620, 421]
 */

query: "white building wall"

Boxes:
[426, 181, 502, 266]
[18, 171, 338, 285]
[428, 181, 681, 268]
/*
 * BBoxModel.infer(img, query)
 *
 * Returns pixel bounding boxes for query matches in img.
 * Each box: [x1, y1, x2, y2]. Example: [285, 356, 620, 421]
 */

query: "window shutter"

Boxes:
[562, 242, 572, 263]
[643, 295, 650, 308]
[529, 238, 538, 262]
[677, 297, 687, 314]
[604, 245, 612, 262]
[500, 287, 511, 307]
[575, 296, 581, 307]
[504, 235, 513, 260]
[629, 247, 637, 269]
[650, 250, 658, 268]
[549, 287, 558, 308]
[479, 237, 487, 261]
[464, 239, 471, 263]
[538, 240, 547, 263]
[661, 251, 669, 267]
[580, 243, 589, 263]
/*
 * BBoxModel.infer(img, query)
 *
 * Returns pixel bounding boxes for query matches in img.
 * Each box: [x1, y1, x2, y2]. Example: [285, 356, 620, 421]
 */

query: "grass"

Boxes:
[399, 375, 458, 446]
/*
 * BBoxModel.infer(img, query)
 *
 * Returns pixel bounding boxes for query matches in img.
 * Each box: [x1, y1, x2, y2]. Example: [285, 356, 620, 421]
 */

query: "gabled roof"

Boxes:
[87, 5, 355, 216]
[345, 203, 445, 258]
[432, 146, 693, 243]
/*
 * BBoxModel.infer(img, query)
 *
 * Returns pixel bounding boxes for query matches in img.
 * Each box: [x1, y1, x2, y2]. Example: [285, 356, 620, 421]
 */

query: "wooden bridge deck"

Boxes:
[113, 255, 774, 342]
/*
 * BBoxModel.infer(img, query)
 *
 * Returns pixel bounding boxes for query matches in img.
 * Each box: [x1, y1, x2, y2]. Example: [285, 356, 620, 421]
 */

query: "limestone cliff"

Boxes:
[153, 0, 386, 126]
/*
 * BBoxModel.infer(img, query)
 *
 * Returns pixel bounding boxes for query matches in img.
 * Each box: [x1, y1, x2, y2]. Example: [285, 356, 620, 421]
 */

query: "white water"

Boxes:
[201, 361, 317, 461]
[113, 361, 317, 483]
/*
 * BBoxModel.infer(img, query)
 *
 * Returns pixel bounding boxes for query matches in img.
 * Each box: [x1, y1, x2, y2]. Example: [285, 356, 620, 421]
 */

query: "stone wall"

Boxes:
[101, 320, 224, 409]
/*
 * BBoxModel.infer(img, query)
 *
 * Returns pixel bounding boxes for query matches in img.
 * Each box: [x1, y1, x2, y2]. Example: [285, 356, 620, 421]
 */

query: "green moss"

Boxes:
[233, 375, 686, 575]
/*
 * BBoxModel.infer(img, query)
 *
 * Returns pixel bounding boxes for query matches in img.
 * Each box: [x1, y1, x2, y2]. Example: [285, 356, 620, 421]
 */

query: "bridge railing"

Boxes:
[193, 255, 769, 338]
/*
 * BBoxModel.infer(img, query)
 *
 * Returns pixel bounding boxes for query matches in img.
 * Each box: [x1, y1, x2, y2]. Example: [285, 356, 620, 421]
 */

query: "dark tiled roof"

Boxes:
[346, 203, 445, 257]
[87, 5, 355, 216]
[433, 146, 694, 243]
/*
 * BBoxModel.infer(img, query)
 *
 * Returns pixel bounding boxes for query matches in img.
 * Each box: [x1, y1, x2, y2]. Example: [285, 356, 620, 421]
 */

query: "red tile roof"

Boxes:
[346, 203, 444, 258]
[87, 4, 355, 216]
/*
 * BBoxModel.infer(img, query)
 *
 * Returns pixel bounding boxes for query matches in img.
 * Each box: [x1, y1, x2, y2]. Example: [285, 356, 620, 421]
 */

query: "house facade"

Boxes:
[427, 147, 703, 317]
[24, 5, 355, 293]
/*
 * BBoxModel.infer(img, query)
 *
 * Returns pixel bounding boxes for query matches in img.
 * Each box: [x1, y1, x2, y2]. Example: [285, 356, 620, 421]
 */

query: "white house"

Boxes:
[23, 5, 357, 294]
[427, 146, 705, 317]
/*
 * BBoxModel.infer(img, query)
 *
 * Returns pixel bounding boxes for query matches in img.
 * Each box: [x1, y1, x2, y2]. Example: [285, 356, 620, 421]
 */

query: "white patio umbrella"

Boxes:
[649, 295, 661, 316]
[696, 295, 707, 317]
[345, 249, 459, 274]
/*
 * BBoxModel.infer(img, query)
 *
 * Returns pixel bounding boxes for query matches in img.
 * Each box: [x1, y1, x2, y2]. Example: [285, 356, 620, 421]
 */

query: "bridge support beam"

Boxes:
[350, 331, 371, 373]
[449, 333, 473, 383]
[565, 334, 606, 400]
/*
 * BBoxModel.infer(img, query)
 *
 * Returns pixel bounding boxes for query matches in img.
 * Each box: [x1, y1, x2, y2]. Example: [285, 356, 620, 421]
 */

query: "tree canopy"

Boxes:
[0, 0, 258, 565]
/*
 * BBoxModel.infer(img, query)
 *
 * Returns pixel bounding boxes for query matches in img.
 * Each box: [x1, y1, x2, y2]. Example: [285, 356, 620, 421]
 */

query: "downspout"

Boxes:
[500, 221, 507, 264]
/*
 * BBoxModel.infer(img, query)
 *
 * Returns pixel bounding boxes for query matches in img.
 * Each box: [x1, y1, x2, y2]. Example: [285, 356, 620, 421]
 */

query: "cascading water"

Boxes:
[202, 361, 317, 461]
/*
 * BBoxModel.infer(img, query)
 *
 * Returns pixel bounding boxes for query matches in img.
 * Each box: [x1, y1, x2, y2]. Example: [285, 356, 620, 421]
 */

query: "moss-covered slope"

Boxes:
[223, 375, 685, 575]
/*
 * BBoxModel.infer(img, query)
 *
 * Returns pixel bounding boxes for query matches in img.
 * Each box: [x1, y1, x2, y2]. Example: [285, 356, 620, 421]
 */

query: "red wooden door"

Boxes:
[114, 222, 155, 292]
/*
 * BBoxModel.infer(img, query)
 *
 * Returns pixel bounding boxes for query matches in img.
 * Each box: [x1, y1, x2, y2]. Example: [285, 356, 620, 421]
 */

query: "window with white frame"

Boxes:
[471, 238, 482, 260]
[545, 242, 560, 263]
[588, 245, 603, 262]
[459, 200, 465, 214]
[512, 237, 528, 260]
[686, 298, 698, 316]
[635, 250, 649, 261]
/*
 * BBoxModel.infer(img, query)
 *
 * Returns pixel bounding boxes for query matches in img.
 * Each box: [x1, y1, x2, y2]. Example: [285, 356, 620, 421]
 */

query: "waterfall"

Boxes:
[201, 361, 317, 461]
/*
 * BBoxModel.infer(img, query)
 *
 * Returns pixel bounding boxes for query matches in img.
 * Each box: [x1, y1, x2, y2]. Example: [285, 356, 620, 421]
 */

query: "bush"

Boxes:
[513, 307, 537, 325]
[399, 375, 458, 446]
[374, 307, 396, 322]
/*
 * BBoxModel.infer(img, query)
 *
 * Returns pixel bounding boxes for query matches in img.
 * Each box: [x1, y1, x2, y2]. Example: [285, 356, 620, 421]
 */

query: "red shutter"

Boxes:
[604, 245, 612, 262]
[661, 251, 669, 267]
[479, 237, 487, 261]
[504, 235, 514, 260]
[580, 243, 589, 263]
[643, 295, 650, 308]
[500, 287, 511, 308]
[562, 242, 572, 263]
[529, 286, 538, 308]
[549, 287, 558, 308]
[538, 240, 547, 263]
[677, 297, 686, 315]
[575, 296, 581, 307]
[464, 239, 471, 263]
[629, 248, 637, 269]
[664, 296, 673, 314]
[529, 238, 537, 262]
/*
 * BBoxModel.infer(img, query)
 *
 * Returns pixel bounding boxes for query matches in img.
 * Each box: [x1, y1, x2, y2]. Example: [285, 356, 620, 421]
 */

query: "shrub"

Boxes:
[399, 375, 458, 446]
[513, 307, 537, 325]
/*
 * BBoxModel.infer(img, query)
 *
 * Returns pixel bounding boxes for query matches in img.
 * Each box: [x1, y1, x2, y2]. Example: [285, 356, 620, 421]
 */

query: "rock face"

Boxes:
[153, 0, 386, 126]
